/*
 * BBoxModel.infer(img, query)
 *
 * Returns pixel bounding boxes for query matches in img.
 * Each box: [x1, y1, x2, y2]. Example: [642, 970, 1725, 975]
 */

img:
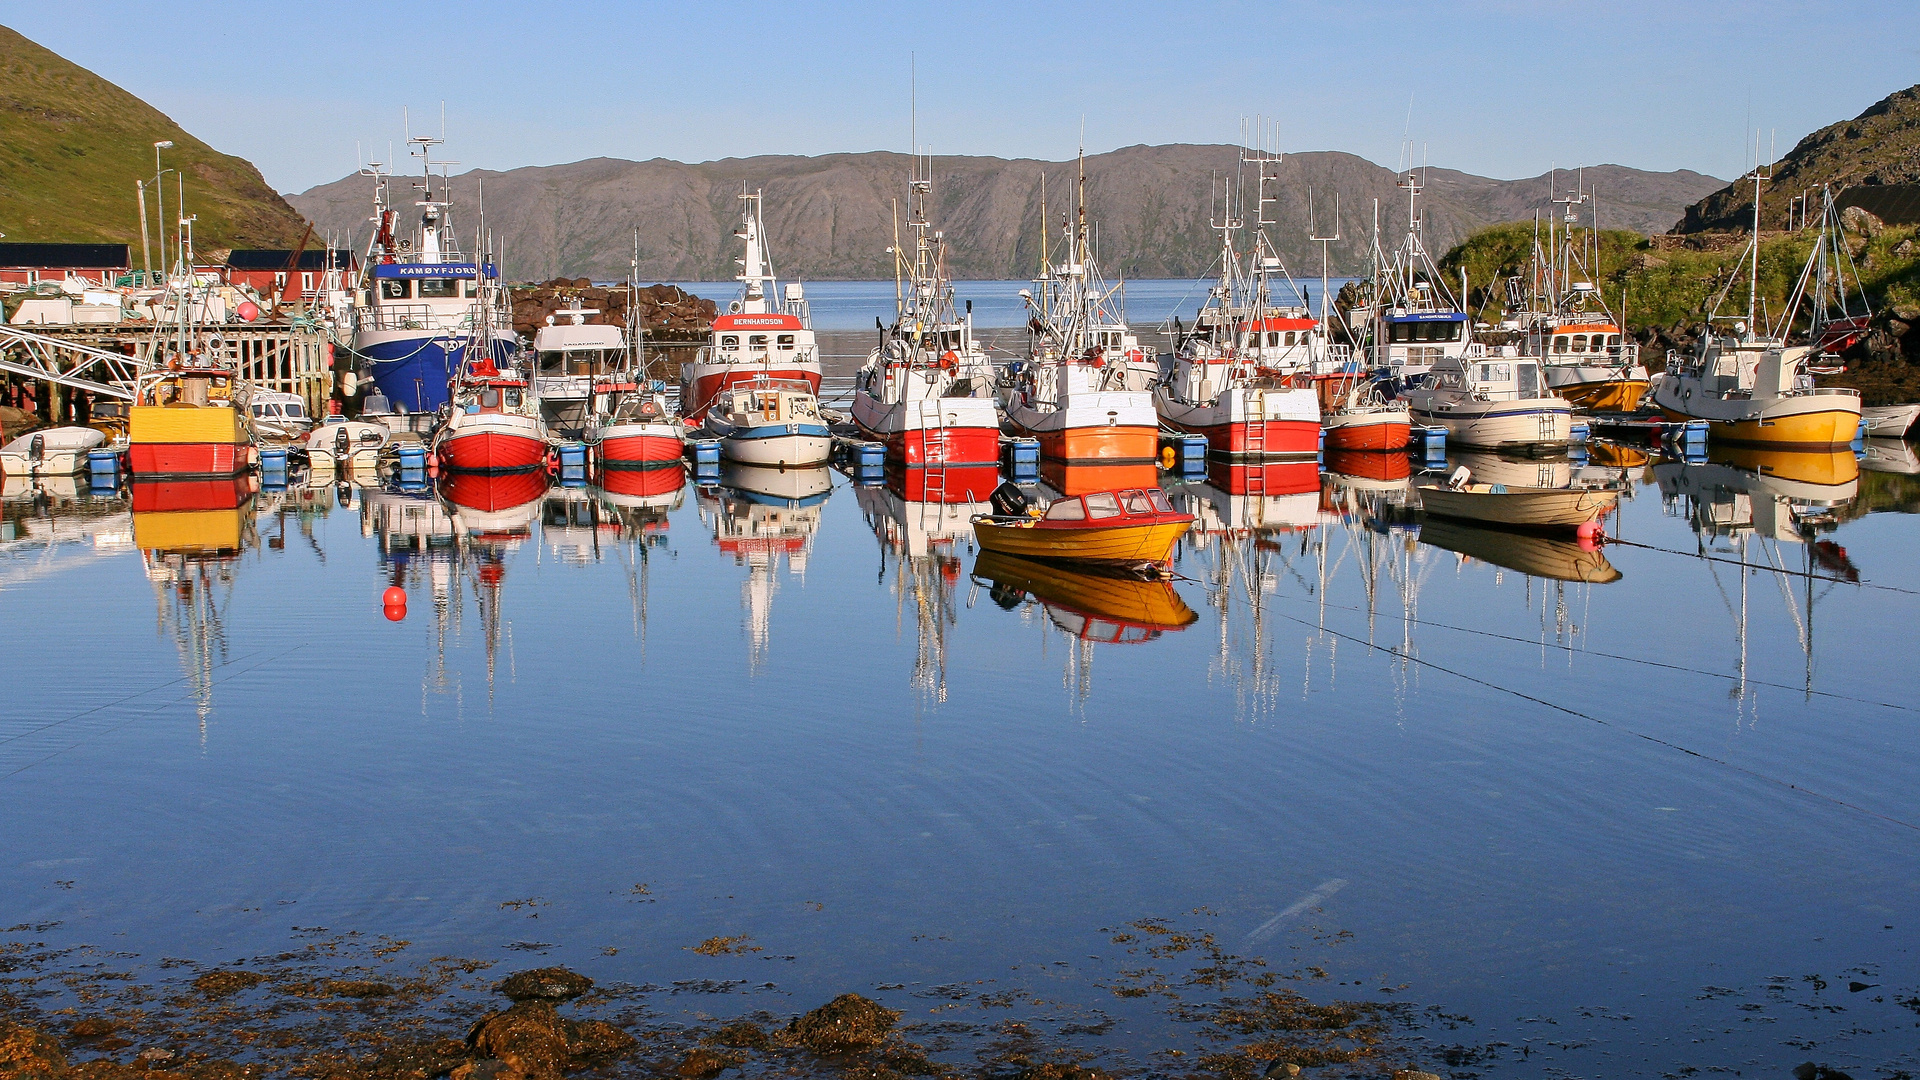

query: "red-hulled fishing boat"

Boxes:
[434, 354, 549, 474]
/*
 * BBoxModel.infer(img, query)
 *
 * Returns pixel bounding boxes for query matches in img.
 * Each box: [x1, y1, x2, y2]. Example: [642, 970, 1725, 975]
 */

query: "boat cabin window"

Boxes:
[1147, 488, 1174, 513]
[1389, 320, 1464, 343]
[1607, 334, 1622, 347]
[1084, 492, 1122, 519]
[284, 402, 305, 418]
[380, 279, 411, 300]
[1571, 334, 1588, 353]
[748, 334, 768, 347]
[1516, 362, 1540, 397]
[1043, 498, 1086, 522]
[777, 334, 795, 350]
[1122, 490, 1157, 515]
[1553, 334, 1569, 352]
[720, 335, 739, 349]
[479, 388, 500, 409]
[1476, 362, 1511, 385]
[419, 278, 459, 299]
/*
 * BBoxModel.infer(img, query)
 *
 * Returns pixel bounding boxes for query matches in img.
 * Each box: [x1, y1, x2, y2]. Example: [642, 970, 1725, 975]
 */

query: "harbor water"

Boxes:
[3, 439, 1917, 1077]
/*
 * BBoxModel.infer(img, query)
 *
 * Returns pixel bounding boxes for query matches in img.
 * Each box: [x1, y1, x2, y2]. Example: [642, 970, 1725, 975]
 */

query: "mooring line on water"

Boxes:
[0, 645, 308, 780]
[1230, 589, 1917, 715]
[0, 646, 279, 748]
[1602, 536, 1920, 596]
[1266, 609, 1920, 835]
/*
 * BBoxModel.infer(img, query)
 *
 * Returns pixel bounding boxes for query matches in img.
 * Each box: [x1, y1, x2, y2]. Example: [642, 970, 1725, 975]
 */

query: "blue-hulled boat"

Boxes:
[348, 134, 516, 416]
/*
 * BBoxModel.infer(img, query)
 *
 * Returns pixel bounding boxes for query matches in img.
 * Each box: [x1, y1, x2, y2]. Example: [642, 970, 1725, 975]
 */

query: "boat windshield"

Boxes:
[1084, 493, 1122, 519]
[1043, 499, 1086, 522]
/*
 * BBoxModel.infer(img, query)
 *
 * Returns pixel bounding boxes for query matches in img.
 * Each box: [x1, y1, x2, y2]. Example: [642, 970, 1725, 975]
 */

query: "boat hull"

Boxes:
[437, 428, 548, 474]
[1322, 409, 1411, 451]
[357, 329, 516, 415]
[1153, 385, 1321, 458]
[888, 463, 1003, 504]
[681, 364, 822, 424]
[596, 422, 683, 468]
[1416, 484, 1617, 529]
[1861, 403, 1920, 438]
[129, 405, 250, 477]
[1418, 517, 1622, 583]
[713, 423, 831, 467]
[1002, 389, 1160, 463]
[1548, 375, 1649, 412]
[851, 391, 1002, 465]
[1407, 402, 1572, 451]
[1656, 404, 1862, 450]
[972, 517, 1191, 564]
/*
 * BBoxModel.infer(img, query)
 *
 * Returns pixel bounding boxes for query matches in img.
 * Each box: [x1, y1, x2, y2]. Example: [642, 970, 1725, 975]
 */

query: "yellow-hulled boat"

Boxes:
[972, 486, 1193, 567]
[974, 550, 1197, 640]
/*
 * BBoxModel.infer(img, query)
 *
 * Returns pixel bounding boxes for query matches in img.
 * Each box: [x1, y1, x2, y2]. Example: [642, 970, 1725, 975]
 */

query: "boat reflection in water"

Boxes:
[132, 476, 260, 728]
[1654, 447, 1861, 705]
[973, 548, 1196, 699]
[700, 463, 832, 672]
[0, 480, 130, 589]
[428, 471, 550, 699]
[856, 467, 993, 704]
[1416, 517, 1622, 583]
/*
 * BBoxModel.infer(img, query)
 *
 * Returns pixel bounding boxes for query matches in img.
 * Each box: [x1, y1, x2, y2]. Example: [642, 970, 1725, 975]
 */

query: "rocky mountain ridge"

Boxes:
[291, 148, 1721, 282]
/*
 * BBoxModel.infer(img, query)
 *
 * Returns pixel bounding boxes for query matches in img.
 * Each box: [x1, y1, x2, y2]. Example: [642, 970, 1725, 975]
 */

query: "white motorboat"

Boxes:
[531, 297, 626, 439]
[702, 380, 831, 467]
[305, 417, 390, 472]
[1862, 403, 1920, 438]
[247, 391, 315, 444]
[0, 426, 106, 476]
[1400, 353, 1572, 451]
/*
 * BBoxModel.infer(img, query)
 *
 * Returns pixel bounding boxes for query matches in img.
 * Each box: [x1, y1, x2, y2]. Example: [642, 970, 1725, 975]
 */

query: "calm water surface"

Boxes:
[3, 444, 1918, 1077]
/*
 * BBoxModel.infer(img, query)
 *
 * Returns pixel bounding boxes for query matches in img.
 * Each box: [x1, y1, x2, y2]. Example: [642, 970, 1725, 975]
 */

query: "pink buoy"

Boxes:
[1576, 520, 1602, 541]
[237, 301, 260, 322]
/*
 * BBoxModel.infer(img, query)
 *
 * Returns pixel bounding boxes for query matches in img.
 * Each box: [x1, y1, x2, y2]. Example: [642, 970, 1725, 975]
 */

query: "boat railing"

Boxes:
[358, 304, 483, 333]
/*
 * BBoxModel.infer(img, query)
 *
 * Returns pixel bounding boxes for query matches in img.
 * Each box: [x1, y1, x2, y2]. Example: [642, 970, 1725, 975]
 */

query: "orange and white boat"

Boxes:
[678, 192, 821, 424]
[1000, 160, 1158, 464]
[1156, 152, 1321, 459]
[851, 157, 1001, 466]
[1502, 182, 1650, 411]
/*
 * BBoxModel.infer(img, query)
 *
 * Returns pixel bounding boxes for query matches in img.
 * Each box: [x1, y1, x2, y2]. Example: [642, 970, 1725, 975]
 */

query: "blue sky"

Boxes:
[10, 1, 1916, 192]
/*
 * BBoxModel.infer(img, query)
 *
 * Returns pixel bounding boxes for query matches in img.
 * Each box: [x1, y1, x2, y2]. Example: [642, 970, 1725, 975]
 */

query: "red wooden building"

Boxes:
[0, 243, 130, 287]
[224, 249, 356, 298]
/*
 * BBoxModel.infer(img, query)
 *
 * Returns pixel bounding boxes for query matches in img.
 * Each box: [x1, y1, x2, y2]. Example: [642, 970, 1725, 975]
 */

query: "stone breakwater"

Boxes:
[508, 281, 715, 344]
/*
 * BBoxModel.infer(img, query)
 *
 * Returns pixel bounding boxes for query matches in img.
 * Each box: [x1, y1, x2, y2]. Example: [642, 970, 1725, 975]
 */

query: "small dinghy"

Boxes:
[1415, 465, 1617, 531]
[971, 483, 1193, 572]
[0, 426, 107, 476]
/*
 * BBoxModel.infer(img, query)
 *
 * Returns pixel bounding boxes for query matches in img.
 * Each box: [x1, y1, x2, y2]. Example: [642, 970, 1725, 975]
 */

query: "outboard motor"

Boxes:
[989, 480, 1028, 518]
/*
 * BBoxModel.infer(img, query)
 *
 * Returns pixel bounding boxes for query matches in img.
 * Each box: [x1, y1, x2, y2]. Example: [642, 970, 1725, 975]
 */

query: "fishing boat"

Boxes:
[1157, 161, 1321, 459]
[0, 426, 106, 476]
[129, 359, 253, 477]
[433, 353, 548, 474]
[701, 379, 830, 467]
[972, 486, 1192, 568]
[305, 416, 389, 472]
[531, 297, 626, 439]
[587, 271, 684, 469]
[1649, 172, 1861, 449]
[1002, 156, 1159, 463]
[1500, 181, 1651, 411]
[1862, 403, 1920, 438]
[1322, 387, 1411, 450]
[348, 133, 515, 416]
[851, 157, 1000, 466]
[974, 550, 1198, 643]
[1414, 467, 1617, 530]
[679, 192, 822, 423]
[1346, 170, 1478, 389]
[1400, 353, 1572, 451]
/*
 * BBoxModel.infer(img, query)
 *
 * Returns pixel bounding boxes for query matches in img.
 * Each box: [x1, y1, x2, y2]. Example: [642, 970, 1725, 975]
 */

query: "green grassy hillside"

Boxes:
[0, 25, 308, 256]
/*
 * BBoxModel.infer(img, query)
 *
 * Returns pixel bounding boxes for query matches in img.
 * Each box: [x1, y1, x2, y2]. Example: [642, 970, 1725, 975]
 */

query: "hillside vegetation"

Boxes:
[0, 25, 308, 255]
